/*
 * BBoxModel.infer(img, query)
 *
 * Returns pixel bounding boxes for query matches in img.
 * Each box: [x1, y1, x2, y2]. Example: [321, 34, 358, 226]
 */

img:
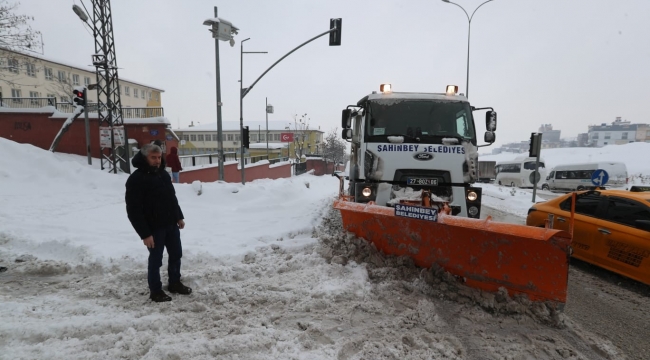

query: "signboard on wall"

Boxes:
[99, 126, 125, 147]
[281, 132, 294, 142]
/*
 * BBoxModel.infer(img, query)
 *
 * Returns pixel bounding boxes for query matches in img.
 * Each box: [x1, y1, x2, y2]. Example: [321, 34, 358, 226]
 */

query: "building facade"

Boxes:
[587, 117, 639, 147]
[175, 121, 324, 158]
[0, 48, 163, 109]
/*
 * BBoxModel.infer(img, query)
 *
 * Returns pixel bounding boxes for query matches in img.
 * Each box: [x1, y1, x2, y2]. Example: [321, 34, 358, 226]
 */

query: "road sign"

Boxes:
[99, 126, 125, 147]
[591, 169, 609, 186]
[529, 171, 541, 184]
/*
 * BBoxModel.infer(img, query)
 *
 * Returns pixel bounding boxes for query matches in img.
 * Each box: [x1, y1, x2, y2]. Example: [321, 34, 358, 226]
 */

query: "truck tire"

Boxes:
[541, 184, 550, 191]
[510, 182, 516, 188]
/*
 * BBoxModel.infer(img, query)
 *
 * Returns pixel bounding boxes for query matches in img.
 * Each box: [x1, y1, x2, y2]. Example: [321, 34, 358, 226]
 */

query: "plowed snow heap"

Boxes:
[334, 84, 572, 308]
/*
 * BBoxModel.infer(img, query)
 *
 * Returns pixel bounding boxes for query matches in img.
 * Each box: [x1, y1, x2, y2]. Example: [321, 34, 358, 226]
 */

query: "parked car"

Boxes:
[526, 186, 650, 285]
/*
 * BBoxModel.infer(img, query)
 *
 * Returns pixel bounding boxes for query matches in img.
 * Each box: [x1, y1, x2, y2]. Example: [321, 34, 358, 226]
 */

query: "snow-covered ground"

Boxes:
[479, 142, 650, 182]
[0, 138, 626, 359]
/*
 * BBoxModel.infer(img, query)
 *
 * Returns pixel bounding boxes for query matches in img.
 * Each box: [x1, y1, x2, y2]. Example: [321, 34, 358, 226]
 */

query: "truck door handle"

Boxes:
[557, 217, 566, 222]
[598, 228, 611, 235]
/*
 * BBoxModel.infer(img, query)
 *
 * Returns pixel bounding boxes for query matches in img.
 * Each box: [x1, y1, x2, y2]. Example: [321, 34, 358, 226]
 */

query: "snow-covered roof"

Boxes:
[364, 92, 468, 103]
[176, 121, 323, 133]
[248, 142, 289, 150]
[0, 48, 165, 92]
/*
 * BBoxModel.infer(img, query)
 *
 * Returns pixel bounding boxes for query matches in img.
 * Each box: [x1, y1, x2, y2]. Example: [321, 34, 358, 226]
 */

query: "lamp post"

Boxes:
[441, 0, 494, 98]
[266, 98, 273, 159]
[203, 8, 238, 181]
[239, 39, 268, 184]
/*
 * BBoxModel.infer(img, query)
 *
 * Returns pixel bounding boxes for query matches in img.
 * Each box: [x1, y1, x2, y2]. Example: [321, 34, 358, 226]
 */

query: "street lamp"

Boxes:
[441, 0, 494, 99]
[203, 8, 238, 181]
[240, 39, 268, 184]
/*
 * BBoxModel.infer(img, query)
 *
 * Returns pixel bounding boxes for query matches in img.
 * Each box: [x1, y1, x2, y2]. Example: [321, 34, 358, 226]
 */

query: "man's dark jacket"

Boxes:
[125, 151, 184, 239]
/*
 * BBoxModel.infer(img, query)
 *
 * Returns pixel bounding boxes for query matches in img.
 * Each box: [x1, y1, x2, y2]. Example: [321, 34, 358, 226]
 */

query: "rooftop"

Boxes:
[362, 92, 468, 104]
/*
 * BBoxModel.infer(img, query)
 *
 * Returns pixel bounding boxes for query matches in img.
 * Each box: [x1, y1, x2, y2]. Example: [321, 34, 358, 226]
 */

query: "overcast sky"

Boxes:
[20, 0, 650, 148]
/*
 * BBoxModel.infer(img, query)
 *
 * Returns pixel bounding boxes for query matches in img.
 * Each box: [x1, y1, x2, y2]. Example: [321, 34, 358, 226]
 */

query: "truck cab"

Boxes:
[341, 84, 497, 218]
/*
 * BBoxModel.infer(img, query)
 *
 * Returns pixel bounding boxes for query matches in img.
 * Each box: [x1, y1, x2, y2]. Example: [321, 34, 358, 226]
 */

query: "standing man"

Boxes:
[125, 143, 192, 302]
[166, 146, 183, 183]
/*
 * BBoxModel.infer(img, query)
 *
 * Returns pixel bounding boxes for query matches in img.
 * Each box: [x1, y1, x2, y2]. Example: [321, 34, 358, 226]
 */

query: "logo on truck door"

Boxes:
[413, 152, 434, 161]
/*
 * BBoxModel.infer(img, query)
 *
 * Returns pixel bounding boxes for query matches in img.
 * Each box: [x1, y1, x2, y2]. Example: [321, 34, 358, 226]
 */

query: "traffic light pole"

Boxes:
[83, 87, 91, 165]
[214, 6, 225, 181]
[532, 133, 542, 203]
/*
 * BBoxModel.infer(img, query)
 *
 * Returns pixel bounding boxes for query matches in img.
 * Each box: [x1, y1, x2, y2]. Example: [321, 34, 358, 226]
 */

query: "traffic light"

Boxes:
[73, 87, 86, 107]
[329, 18, 342, 46]
[242, 126, 250, 149]
[529, 133, 542, 158]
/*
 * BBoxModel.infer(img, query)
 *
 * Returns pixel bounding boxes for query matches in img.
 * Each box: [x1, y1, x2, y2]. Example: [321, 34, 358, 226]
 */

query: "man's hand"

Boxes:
[178, 220, 185, 229]
[143, 236, 155, 248]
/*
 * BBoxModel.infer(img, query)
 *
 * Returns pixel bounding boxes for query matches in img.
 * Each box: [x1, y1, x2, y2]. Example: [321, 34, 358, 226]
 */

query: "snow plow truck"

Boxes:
[333, 84, 572, 307]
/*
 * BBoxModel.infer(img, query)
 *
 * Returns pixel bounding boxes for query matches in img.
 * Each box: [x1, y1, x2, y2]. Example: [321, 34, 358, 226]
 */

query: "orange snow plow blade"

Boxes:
[334, 199, 571, 304]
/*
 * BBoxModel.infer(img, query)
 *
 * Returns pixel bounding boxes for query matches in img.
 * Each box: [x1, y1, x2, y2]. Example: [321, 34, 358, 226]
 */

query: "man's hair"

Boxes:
[141, 143, 162, 156]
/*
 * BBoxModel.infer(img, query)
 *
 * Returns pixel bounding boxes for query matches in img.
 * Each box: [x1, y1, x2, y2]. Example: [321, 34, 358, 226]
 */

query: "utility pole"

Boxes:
[213, 6, 225, 181]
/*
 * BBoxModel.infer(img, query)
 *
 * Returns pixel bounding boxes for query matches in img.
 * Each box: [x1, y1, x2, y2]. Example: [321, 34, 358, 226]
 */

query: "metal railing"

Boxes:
[0, 97, 56, 108]
[179, 153, 291, 169]
[0, 97, 164, 118]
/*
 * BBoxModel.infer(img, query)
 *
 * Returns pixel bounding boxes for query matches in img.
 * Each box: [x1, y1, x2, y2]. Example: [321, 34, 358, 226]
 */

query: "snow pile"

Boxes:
[0, 138, 625, 359]
[477, 183, 555, 218]
[480, 142, 650, 177]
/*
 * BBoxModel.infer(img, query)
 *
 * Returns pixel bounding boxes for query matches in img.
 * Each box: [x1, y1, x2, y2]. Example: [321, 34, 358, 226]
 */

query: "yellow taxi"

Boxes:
[526, 186, 650, 285]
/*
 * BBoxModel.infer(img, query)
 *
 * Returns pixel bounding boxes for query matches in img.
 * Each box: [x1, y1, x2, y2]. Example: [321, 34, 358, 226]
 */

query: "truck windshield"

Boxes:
[365, 99, 476, 145]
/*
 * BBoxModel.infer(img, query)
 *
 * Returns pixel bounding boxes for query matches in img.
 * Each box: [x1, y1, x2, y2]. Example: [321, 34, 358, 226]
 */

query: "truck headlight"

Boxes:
[468, 206, 479, 217]
[467, 191, 478, 202]
[362, 187, 372, 197]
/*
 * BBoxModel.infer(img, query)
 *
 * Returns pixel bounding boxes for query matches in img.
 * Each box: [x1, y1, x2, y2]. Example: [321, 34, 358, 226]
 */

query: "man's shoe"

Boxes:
[168, 281, 192, 295]
[150, 290, 172, 302]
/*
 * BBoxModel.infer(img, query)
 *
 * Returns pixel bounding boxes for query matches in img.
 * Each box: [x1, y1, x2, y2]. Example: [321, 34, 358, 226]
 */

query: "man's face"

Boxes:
[146, 151, 162, 168]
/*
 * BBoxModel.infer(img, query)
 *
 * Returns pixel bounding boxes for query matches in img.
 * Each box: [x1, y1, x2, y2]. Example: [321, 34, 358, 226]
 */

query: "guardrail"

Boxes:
[0, 97, 164, 118]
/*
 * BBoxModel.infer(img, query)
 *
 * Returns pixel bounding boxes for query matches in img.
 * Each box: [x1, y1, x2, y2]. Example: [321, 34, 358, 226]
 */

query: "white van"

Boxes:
[541, 162, 628, 191]
[495, 157, 547, 188]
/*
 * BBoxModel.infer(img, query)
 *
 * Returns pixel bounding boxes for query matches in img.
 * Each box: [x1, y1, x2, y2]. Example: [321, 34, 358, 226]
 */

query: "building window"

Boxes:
[133, 88, 138, 97]
[44, 68, 53, 80]
[622, 132, 628, 140]
[251, 134, 258, 141]
[181, 135, 189, 141]
[604, 142, 608, 145]
[84, 76, 91, 86]
[646, 130, 650, 137]
[141, 89, 145, 99]
[155, 93, 159, 101]
[29, 91, 39, 104]
[58, 70, 66, 82]
[125, 86, 130, 96]
[72, 74, 80, 85]
[60, 95, 69, 103]
[8, 58, 19, 73]
[274, 134, 280, 141]
[604, 132, 611, 140]
[260, 134, 265, 141]
[592, 133, 599, 139]
[227, 134, 234, 141]
[190, 134, 197, 141]
[212, 134, 219, 141]
[235, 135, 241, 141]
[46, 94, 56, 105]
[26, 63, 36, 77]
[149, 92, 152, 100]
[197, 134, 204, 141]
[11, 89, 21, 101]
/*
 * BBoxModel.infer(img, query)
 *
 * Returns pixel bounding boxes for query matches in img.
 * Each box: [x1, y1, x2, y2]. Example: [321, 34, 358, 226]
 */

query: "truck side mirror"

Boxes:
[486, 111, 497, 131]
[342, 109, 352, 129]
[342, 128, 352, 140]
[484, 131, 495, 143]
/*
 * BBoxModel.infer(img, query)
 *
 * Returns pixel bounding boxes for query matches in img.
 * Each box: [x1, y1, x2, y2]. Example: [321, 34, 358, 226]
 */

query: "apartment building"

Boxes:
[176, 121, 324, 157]
[587, 117, 641, 147]
[0, 48, 163, 108]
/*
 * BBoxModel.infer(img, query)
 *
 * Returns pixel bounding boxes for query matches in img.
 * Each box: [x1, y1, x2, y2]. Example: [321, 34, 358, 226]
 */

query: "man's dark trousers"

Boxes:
[148, 224, 182, 292]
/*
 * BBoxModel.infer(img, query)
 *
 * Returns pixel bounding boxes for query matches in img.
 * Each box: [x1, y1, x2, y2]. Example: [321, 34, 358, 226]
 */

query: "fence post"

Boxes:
[209, 154, 212, 164]
[192, 156, 196, 167]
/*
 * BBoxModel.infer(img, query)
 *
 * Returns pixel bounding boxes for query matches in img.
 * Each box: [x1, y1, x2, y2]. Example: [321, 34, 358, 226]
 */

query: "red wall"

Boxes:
[0, 111, 170, 157]
[306, 159, 346, 176]
[179, 162, 291, 184]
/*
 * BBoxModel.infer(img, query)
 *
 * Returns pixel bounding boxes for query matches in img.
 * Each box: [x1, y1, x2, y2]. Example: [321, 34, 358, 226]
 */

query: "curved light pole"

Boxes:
[442, 0, 494, 98]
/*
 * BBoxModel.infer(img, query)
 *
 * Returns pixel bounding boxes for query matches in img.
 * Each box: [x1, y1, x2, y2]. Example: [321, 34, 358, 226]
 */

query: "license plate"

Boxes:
[407, 177, 438, 186]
